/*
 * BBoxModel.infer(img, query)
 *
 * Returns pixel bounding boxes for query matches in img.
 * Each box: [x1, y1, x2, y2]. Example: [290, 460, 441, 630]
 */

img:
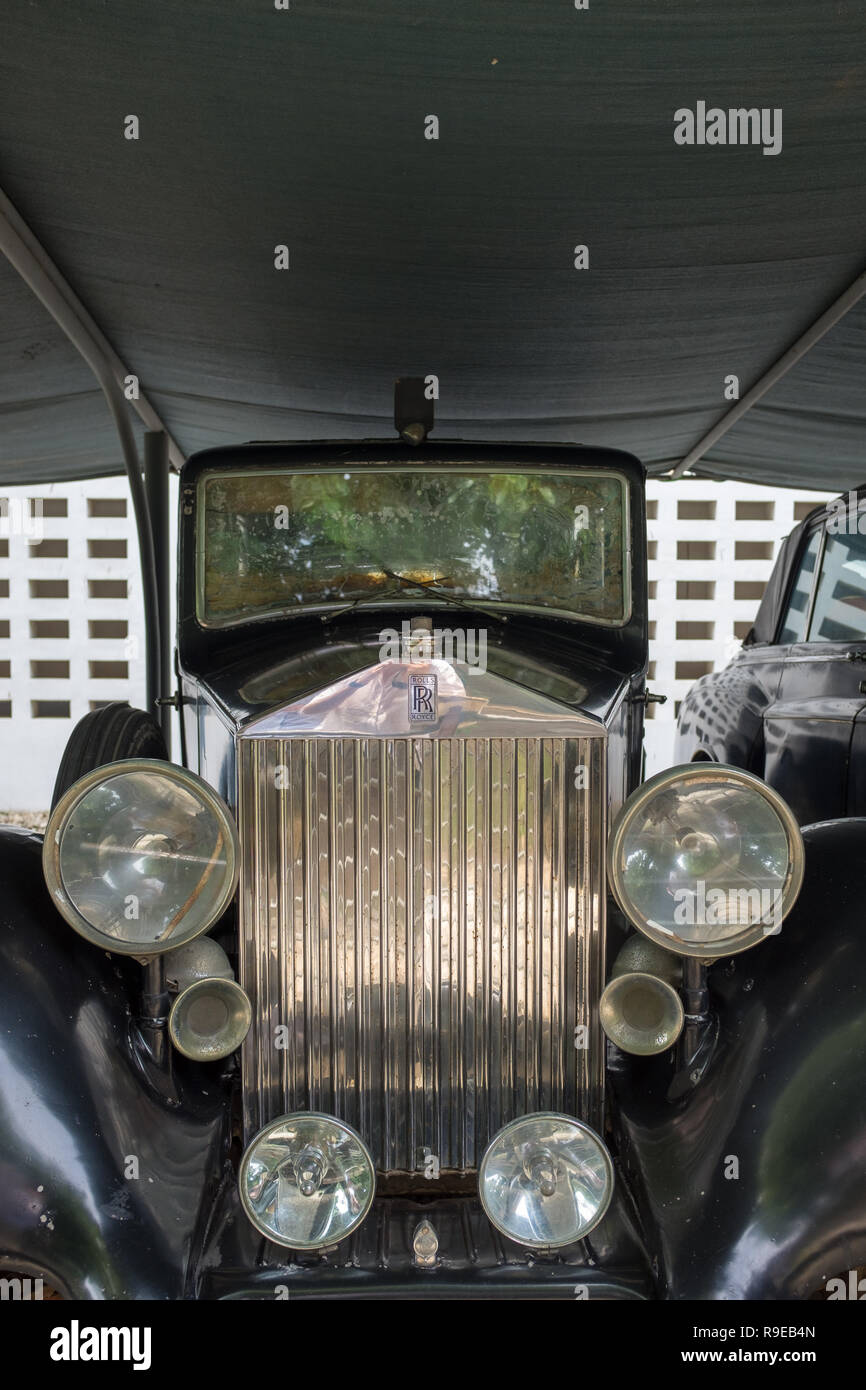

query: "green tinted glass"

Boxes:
[198, 467, 628, 626]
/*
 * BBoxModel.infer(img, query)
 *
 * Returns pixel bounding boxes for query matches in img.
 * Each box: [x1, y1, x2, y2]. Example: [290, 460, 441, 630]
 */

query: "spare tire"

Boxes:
[51, 702, 168, 810]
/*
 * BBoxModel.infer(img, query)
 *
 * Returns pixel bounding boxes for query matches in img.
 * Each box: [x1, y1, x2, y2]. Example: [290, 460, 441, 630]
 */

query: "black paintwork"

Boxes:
[612, 819, 866, 1299]
[0, 829, 230, 1299]
[676, 486, 866, 825]
[3, 442, 866, 1299]
[177, 442, 649, 683]
[193, 1174, 654, 1301]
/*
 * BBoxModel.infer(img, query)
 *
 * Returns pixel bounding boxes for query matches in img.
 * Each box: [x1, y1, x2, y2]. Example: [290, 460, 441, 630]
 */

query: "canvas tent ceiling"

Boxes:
[0, 1, 863, 489]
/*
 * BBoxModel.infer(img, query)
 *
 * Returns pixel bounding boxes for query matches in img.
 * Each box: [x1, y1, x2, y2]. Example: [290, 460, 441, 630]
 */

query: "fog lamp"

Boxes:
[608, 763, 804, 957]
[479, 1113, 614, 1249]
[43, 760, 238, 956]
[239, 1113, 375, 1249]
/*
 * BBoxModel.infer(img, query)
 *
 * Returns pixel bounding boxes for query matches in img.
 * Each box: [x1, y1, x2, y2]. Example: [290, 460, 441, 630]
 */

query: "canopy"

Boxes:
[0, 1, 863, 488]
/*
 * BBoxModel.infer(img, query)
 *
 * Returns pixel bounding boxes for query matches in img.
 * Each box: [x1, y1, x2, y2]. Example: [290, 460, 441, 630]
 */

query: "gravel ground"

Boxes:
[0, 811, 49, 832]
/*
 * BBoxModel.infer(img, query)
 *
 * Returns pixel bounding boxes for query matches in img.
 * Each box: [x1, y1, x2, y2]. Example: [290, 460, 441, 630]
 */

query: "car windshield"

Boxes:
[197, 465, 629, 627]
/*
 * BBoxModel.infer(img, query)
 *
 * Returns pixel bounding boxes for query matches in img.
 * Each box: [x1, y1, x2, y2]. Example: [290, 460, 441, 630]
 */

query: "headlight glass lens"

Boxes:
[43, 760, 238, 955]
[239, 1113, 375, 1249]
[479, 1113, 614, 1249]
[608, 764, 804, 957]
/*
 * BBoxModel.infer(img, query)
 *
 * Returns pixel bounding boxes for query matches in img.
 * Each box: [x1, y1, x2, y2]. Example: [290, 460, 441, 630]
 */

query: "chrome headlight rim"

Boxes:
[238, 1111, 377, 1251]
[478, 1111, 615, 1250]
[607, 761, 805, 959]
[42, 758, 239, 957]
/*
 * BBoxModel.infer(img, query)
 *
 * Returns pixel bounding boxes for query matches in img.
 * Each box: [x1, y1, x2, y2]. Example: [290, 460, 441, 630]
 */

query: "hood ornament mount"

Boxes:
[407, 617, 438, 722]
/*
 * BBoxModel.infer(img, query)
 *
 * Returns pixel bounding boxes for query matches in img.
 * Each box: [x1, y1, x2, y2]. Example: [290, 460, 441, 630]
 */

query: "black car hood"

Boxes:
[194, 620, 636, 730]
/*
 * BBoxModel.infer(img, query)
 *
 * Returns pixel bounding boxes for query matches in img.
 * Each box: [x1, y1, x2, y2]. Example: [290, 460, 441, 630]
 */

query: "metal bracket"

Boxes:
[631, 688, 668, 707]
[667, 958, 717, 1100]
[395, 377, 434, 444]
[667, 1012, 719, 1102]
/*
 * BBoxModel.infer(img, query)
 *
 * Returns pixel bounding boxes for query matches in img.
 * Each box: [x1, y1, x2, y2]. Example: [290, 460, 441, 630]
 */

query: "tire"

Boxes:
[51, 703, 168, 810]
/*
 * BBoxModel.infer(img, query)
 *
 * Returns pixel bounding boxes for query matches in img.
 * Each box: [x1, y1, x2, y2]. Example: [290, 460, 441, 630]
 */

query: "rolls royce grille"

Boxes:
[238, 732, 606, 1175]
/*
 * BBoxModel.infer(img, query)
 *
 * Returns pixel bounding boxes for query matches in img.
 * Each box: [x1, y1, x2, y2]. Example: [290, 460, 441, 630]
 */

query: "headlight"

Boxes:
[43, 759, 239, 956]
[608, 763, 804, 958]
[479, 1113, 614, 1249]
[239, 1113, 376, 1250]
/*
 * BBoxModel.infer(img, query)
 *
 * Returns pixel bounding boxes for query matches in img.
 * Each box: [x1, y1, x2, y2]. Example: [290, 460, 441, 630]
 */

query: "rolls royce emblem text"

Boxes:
[409, 673, 437, 722]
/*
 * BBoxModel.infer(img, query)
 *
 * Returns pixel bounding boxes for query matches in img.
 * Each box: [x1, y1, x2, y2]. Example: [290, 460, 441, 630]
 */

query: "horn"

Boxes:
[169, 977, 252, 1061]
[600, 971, 684, 1056]
[164, 936, 234, 994]
[610, 933, 682, 986]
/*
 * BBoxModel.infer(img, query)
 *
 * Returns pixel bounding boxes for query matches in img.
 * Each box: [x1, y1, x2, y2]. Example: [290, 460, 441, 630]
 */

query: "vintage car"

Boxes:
[676, 484, 866, 826]
[2, 440, 865, 1301]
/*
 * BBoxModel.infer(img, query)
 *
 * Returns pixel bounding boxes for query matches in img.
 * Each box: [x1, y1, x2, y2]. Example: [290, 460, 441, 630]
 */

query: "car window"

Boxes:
[808, 530, 866, 643]
[197, 466, 630, 628]
[778, 529, 820, 644]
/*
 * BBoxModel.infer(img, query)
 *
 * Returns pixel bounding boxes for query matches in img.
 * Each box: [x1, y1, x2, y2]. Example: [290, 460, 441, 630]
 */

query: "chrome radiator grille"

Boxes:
[238, 733, 605, 1174]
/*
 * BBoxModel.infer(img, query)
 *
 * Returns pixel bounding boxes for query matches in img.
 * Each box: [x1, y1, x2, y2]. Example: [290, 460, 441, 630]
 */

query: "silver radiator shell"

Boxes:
[237, 658, 606, 1175]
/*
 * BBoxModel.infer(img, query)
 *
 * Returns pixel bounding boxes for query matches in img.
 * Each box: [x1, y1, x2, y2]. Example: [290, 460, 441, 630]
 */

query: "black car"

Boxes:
[676, 485, 866, 826]
[1, 442, 865, 1301]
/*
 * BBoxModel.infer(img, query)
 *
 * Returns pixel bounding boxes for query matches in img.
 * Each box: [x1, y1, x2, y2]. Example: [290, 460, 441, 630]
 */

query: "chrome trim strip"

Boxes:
[803, 521, 828, 642]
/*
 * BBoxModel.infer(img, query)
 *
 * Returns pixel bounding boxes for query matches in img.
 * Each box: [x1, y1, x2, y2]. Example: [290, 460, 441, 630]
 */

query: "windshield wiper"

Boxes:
[320, 583, 407, 623]
[381, 569, 509, 624]
[321, 570, 509, 625]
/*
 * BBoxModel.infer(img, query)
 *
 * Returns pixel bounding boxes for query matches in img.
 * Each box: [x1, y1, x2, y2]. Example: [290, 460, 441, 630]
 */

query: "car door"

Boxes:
[764, 520, 866, 824]
[676, 523, 816, 771]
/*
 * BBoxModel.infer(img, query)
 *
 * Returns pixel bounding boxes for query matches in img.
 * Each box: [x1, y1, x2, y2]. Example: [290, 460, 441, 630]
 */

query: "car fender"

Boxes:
[611, 817, 866, 1299]
[0, 827, 230, 1299]
[674, 651, 777, 769]
[762, 697, 863, 824]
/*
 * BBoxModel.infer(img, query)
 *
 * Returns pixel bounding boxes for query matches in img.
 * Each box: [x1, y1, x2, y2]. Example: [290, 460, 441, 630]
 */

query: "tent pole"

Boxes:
[144, 431, 171, 753]
[0, 198, 164, 712]
[0, 189, 184, 470]
[669, 266, 866, 479]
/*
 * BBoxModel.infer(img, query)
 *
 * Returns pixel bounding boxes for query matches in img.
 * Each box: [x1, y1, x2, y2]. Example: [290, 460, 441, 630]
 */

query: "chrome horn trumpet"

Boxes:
[600, 970, 684, 1056]
[168, 977, 252, 1061]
